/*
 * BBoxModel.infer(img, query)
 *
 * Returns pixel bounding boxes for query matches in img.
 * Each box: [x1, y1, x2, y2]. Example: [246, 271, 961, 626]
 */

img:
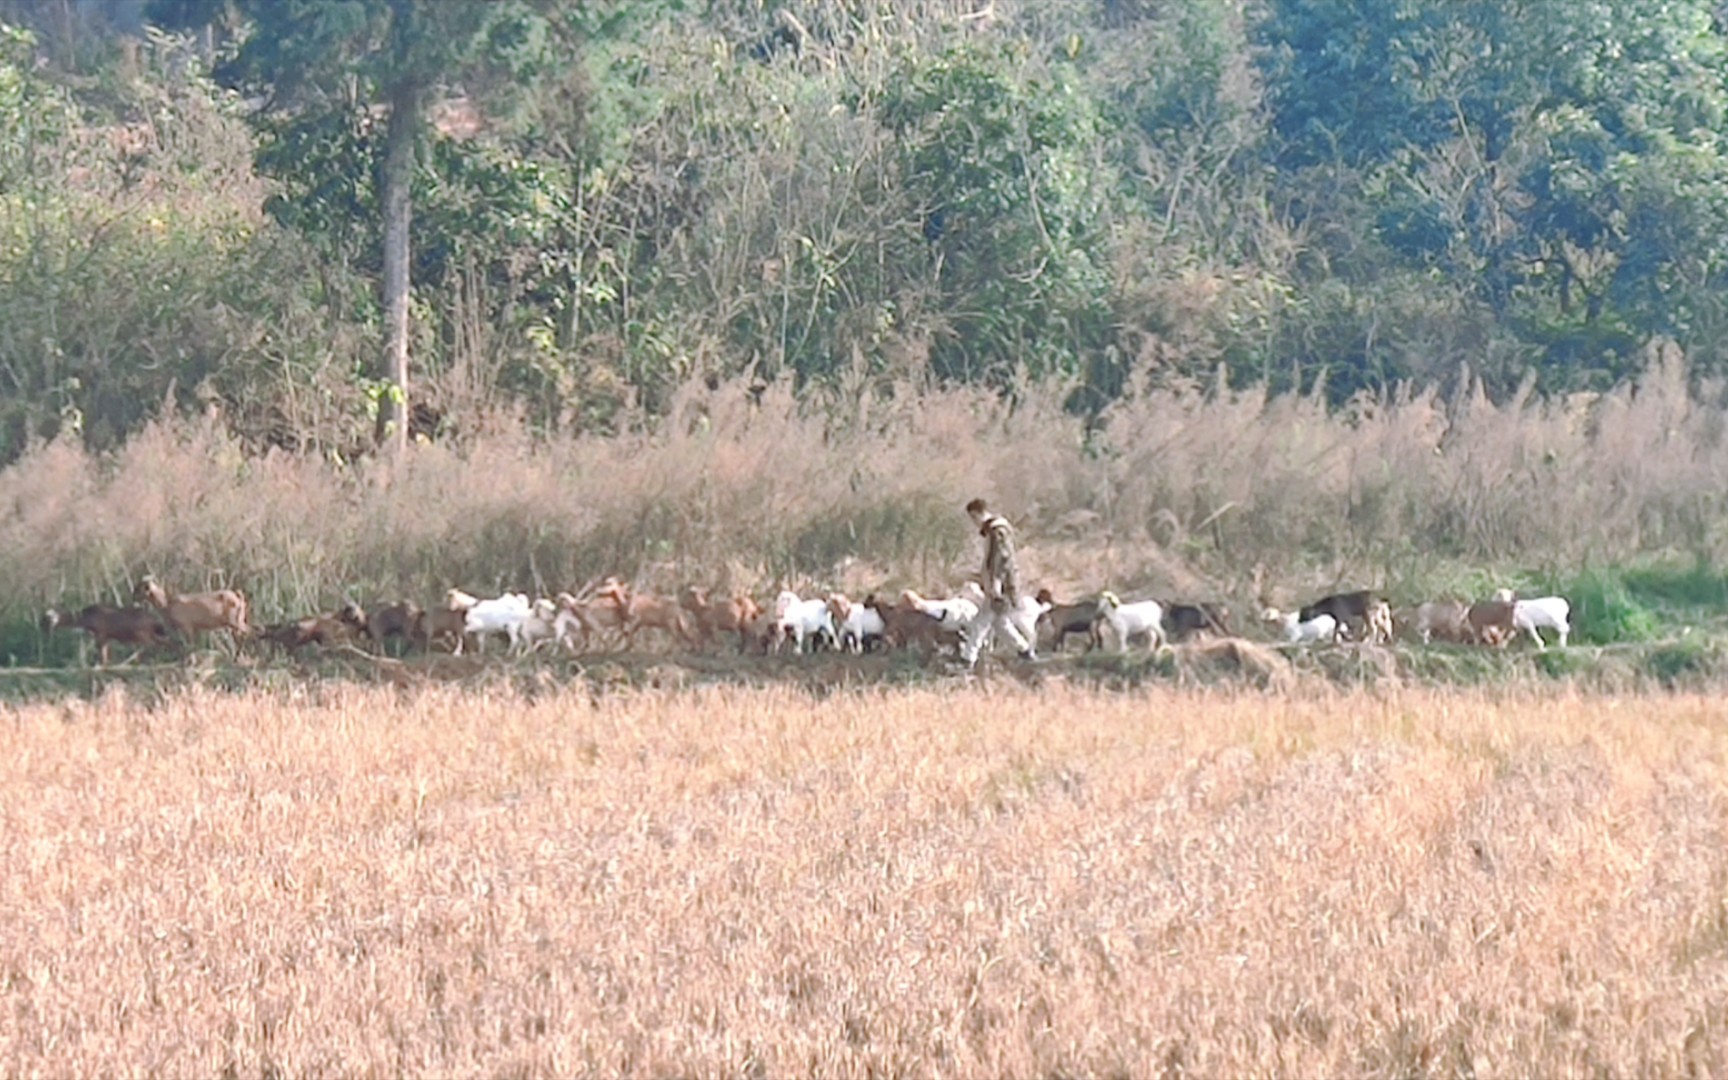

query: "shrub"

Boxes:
[1565, 569, 1663, 645]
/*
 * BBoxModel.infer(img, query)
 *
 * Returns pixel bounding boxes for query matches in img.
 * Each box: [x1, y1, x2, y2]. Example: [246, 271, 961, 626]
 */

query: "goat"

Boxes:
[745, 609, 790, 655]
[1516, 597, 1571, 650]
[364, 600, 423, 652]
[864, 593, 949, 653]
[826, 592, 886, 653]
[1260, 607, 1338, 646]
[1494, 589, 1572, 649]
[402, 588, 482, 653]
[261, 606, 365, 653]
[517, 597, 561, 653]
[459, 592, 529, 652]
[597, 581, 695, 650]
[956, 582, 1048, 665]
[1297, 590, 1389, 644]
[133, 575, 251, 649]
[1466, 598, 1517, 647]
[1097, 591, 1165, 652]
[464, 592, 563, 653]
[551, 592, 602, 652]
[1164, 601, 1233, 643]
[682, 586, 764, 652]
[1033, 588, 1105, 653]
[413, 606, 470, 653]
[547, 587, 630, 653]
[1405, 600, 1471, 644]
[900, 588, 980, 630]
[774, 590, 837, 653]
[43, 604, 170, 666]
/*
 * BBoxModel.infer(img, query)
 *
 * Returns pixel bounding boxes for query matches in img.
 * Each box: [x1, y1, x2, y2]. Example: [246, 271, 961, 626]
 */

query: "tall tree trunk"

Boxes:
[376, 78, 420, 451]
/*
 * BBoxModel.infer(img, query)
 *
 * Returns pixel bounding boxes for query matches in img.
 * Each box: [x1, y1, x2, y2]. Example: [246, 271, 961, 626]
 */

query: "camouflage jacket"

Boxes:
[978, 513, 1020, 605]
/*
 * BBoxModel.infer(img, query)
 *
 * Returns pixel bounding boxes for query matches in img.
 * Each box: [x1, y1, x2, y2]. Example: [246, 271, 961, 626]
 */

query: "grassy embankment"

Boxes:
[4, 359, 1728, 690]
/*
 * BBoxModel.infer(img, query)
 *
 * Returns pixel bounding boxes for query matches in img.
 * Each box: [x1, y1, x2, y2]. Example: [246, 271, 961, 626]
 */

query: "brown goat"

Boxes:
[133, 575, 251, 648]
[1033, 588, 1105, 653]
[43, 604, 170, 666]
[598, 581, 694, 650]
[364, 600, 423, 651]
[682, 586, 763, 651]
[585, 584, 632, 646]
[545, 592, 610, 652]
[866, 593, 953, 653]
[261, 609, 364, 652]
[1403, 600, 1472, 644]
[1466, 599, 1517, 647]
[413, 606, 471, 653]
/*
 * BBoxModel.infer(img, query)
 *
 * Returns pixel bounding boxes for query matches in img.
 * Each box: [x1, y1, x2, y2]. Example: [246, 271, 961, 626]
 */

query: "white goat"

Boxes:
[1261, 607, 1338, 645]
[827, 593, 886, 653]
[774, 590, 837, 653]
[901, 588, 980, 629]
[463, 592, 534, 653]
[1097, 591, 1166, 652]
[446, 588, 480, 611]
[1494, 589, 1571, 649]
[516, 597, 561, 653]
[956, 583, 1049, 665]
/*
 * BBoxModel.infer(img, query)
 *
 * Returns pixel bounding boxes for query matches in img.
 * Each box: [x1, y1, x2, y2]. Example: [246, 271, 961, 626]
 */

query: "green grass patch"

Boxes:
[1533, 561, 1728, 645]
[1549, 567, 1661, 645]
[1531, 647, 1593, 679]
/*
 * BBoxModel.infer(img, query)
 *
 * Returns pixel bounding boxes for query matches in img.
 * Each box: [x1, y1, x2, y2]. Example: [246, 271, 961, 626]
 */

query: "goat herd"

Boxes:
[38, 573, 1575, 670]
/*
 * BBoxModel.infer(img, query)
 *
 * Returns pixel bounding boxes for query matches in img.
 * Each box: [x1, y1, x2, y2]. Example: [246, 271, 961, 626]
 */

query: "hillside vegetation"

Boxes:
[3, 1, 1728, 452]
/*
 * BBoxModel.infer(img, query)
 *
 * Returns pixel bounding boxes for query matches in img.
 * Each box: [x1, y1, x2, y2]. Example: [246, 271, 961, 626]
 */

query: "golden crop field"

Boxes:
[4, 678, 1728, 1077]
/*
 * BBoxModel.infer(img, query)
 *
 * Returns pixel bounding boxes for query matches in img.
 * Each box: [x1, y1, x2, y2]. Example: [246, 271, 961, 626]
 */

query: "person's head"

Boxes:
[964, 497, 988, 525]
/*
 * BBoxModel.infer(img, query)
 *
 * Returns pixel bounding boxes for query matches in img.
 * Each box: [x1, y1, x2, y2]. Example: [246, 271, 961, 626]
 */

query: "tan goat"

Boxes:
[597, 581, 694, 650]
[681, 586, 764, 651]
[134, 575, 251, 649]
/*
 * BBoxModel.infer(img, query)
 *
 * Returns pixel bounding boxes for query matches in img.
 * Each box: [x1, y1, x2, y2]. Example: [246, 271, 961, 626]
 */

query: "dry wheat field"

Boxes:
[4, 678, 1728, 1077]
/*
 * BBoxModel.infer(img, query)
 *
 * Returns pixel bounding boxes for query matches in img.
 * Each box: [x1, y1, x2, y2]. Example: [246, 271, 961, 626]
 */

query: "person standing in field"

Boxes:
[963, 497, 1036, 665]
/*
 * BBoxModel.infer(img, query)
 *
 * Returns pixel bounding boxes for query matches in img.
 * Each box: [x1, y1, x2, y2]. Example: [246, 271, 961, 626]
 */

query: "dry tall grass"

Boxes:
[3, 352, 1727, 643]
[3, 680, 1728, 1075]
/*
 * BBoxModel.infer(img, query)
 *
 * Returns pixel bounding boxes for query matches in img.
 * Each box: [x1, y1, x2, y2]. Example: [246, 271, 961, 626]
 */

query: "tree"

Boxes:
[188, 0, 558, 450]
[1257, 0, 1728, 387]
[877, 42, 1113, 388]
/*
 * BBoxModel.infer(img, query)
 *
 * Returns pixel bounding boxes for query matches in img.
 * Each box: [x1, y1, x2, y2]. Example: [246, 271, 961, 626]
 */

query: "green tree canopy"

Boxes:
[193, 0, 561, 448]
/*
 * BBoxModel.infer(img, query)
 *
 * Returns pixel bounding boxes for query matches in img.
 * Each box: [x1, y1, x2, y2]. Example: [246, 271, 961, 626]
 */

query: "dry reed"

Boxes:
[2, 353, 1726, 646]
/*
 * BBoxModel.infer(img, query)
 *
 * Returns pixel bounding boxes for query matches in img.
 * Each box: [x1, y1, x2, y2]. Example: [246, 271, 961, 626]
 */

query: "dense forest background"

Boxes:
[4, 0, 1728, 462]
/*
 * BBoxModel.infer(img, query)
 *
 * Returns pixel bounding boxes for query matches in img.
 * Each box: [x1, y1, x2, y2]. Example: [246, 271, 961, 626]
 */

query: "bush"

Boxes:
[1565, 568, 1663, 645]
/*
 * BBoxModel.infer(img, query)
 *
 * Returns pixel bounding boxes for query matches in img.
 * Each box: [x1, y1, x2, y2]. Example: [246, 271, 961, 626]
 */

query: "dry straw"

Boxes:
[2, 681, 1727, 1075]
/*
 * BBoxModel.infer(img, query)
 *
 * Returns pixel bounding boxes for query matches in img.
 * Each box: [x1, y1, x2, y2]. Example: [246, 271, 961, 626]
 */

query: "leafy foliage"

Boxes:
[3, 1, 1728, 453]
[1259, 0, 1728, 388]
[878, 42, 1111, 385]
